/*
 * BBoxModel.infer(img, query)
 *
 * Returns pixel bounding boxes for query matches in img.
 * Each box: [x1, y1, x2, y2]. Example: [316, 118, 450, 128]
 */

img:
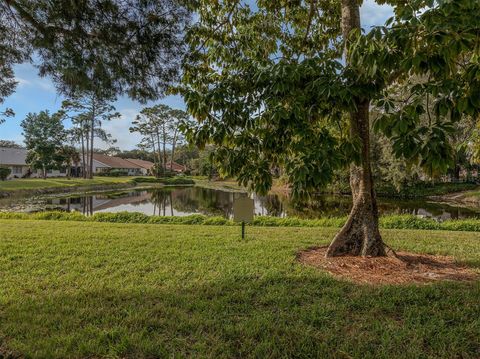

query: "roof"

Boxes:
[92, 153, 141, 169]
[0, 147, 27, 166]
[166, 161, 187, 172]
[125, 158, 154, 170]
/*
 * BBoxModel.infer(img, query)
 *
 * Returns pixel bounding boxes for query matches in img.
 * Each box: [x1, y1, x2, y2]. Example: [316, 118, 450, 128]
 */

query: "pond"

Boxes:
[1, 186, 479, 220]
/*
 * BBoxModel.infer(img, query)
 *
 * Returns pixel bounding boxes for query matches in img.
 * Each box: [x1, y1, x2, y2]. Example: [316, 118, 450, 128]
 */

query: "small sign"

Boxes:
[233, 197, 254, 223]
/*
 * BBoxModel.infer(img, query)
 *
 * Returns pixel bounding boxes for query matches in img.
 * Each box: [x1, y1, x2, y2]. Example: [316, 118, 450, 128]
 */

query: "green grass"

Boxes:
[326, 180, 480, 198]
[0, 220, 479, 358]
[388, 182, 479, 198]
[193, 178, 247, 192]
[3, 211, 480, 232]
[0, 176, 135, 192]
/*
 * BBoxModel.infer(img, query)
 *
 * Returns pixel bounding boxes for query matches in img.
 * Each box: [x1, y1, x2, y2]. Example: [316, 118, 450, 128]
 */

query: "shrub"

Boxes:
[132, 177, 194, 185]
[34, 211, 88, 221]
[2, 211, 480, 233]
[379, 215, 440, 230]
[0, 167, 11, 181]
[92, 211, 150, 223]
[151, 164, 177, 178]
[97, 169, 129, 177]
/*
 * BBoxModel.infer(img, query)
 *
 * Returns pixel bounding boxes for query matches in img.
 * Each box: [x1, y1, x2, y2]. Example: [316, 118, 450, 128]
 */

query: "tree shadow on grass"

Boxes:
[1, 274, 479, 359]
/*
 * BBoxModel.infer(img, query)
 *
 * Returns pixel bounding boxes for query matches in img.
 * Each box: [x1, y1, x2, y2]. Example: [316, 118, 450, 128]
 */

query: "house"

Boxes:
[0, 147, 68, 179]
[166, 161, 188, 173]
[124, 158, 154, 175]
[0, 147, 30, 179]
[89, 153, 144, 175]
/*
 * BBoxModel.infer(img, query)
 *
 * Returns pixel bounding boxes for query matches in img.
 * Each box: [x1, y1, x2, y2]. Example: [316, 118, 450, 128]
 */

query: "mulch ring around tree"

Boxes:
[298, 246, 479, 285]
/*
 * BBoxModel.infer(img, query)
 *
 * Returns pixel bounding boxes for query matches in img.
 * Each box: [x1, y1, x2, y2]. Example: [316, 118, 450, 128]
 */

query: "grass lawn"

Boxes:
[0, 176, 135, 193]
[193, 177, 247, 192]
[0, 220, 479, 358]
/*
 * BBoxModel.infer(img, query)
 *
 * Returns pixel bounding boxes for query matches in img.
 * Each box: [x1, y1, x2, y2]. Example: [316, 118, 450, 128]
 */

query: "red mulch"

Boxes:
[298, 246, 479, 285]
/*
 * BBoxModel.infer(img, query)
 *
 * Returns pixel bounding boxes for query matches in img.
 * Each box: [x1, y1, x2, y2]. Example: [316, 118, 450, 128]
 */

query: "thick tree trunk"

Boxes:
[326, 0, 386, 257]
[326, 101, 386, 256]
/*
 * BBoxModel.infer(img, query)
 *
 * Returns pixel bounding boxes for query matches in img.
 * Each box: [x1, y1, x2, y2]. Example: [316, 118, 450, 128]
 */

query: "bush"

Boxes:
[151, 164, 177, 178]
[132, 176, 195, 185]
[379, 215, 440, 230]
[2, 211, 480, 233]
[0, 167, 11, 181]
[92, 211, 151, 223]
[97, 169, 129, 177]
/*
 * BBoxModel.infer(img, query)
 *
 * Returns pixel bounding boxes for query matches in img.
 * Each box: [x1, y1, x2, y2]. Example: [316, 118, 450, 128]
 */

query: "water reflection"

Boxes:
[1, 186, 479, 220]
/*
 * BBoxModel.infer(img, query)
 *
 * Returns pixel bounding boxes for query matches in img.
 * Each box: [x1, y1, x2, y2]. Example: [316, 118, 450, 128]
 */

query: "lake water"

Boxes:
[1, 186, 479, 220]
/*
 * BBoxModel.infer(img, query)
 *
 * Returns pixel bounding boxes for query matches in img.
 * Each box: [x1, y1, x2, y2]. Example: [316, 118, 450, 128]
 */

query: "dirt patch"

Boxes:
[298, 246, 479, 285]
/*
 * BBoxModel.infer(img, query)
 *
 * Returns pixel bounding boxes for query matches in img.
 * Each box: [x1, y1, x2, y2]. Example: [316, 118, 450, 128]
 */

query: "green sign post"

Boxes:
[233, 197, 254, 239]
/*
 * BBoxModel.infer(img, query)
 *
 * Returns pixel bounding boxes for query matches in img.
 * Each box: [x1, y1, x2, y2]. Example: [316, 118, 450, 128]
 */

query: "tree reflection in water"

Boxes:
[3, 186, 480, 220]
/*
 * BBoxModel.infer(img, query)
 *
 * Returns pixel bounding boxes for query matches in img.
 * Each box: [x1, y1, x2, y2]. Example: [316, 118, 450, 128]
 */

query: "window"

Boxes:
[60, 167, 66, 174]
[12, 166, 23, 174]
[47, 169, 53, 174]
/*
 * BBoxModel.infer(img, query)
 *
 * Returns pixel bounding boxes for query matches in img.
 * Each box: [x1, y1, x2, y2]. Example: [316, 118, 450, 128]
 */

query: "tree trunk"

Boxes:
[88, 95, 96, 179]
[85, 126, 90, 178]
[326, 0, 386, 257]
[170, 129, 178, 172]
[454, 162, 460, 182]
[81, 131, 86, 179]
[153, 131, 163, 176]
[162, 125, 167, 174]
[155, 128, 163, 175]
[150, 135, 159, 177]
[89, 115, 95, 179]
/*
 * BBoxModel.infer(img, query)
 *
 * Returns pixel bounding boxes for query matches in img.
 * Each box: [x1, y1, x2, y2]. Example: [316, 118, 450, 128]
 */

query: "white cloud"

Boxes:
[15, 76, 55, 93]
[99, 108, 142, 150]
[36, 80, 55, 92]
[15, 77, 32, 87]
[360, 0, 394, 30]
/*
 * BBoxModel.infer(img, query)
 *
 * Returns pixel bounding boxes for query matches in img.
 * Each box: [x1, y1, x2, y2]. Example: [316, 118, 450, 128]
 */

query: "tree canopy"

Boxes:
[178, 0, 480, 256]
[0, 0, 191, 102]
[62, 92, 120, 178]
[179, 0, 480, 197]
[21, 110, 66, 178]
[130, 104, 190, 176]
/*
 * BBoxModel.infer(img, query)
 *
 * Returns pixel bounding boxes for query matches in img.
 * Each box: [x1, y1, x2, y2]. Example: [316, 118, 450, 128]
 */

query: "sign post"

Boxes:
[233, 197, 254, 239]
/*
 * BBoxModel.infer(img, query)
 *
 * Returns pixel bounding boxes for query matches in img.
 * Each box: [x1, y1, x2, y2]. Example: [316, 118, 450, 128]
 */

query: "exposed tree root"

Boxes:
[300, 246, 479, 285]
[326, 192, 386, 257]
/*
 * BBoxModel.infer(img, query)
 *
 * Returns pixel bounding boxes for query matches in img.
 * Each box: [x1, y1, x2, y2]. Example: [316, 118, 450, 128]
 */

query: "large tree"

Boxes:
[62, 92, 119, 178]
[21, 110, 66, 178]
[130, 104, 189, 176]
[179, 0, 480, 257]
[0, 0, 190, 102]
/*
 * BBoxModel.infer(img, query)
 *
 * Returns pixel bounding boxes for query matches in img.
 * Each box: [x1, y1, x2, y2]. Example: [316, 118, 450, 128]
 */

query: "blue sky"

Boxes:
[0, 0, 393, 150]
